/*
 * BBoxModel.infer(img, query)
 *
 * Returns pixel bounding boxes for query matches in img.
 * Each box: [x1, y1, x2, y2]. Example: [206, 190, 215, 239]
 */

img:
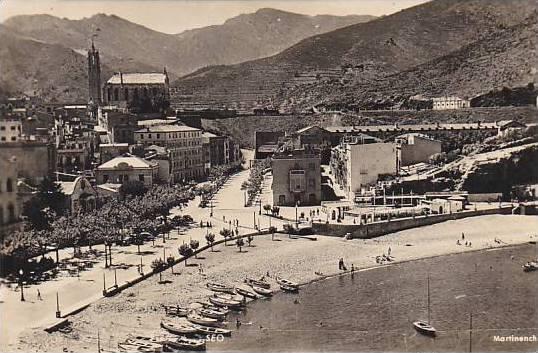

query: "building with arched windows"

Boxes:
[0, 156, 21, 239]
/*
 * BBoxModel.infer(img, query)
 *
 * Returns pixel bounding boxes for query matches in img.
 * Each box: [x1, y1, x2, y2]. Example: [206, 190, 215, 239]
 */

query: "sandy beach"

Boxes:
[14, 214, 538, 352]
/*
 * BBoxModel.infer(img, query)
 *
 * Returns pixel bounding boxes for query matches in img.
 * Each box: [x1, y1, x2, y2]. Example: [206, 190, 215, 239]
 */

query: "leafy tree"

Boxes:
[236, 238, 245, 252]
[178, 243, 193, 266]
[37, 177, 67, 216]
[190, 239, 200, 258]
[205, 233, 215, 251]
[263, 204, 272, 214]
[166, 255, 176, 273]
[219, 228, 231, 245]
[120, 180, 147, 197]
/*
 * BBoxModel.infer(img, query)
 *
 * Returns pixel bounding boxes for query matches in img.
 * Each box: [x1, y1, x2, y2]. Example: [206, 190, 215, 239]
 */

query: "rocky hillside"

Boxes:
[174, 0, 538, 111]
[1, 9, 373, 100]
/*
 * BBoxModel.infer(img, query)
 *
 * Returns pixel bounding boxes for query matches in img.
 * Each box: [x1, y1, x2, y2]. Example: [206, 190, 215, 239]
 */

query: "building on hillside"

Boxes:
[0, 118, 22, 143]
[98, 143, 129, 164]
[395, 133, 442, 167]
[255, 131, 285, 160]
[496, 120, 527, 137]
[271, 150, 321, 206]
[330, 134, 398, 201]
[102, 71, 170, 113]
[56, 176, 98, 214]
[134, 125, 204, 182]
[95, 156, 159, 187]
[97, 107, 139, 144]
[432, 96, 470, 110]
[0, 156, 21, 239]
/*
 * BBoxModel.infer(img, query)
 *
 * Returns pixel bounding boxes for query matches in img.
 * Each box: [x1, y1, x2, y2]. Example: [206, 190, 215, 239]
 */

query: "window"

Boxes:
[278, 195, 286, 204]
[6, 178, 13, 192]
[11, 137, 16, 141]
[7, 203, 16, 222]
[156, 134, 160, 139]
[103, 175, 109, 183]
[1, 137, 5, 141]
[114, 88, 119, 101]
[139, 174, 145, 182]
[0, 126, 5, 130]
[289, 170, 305, 192]
[10, 126, 16, 131]
[308, 162, 316, 171]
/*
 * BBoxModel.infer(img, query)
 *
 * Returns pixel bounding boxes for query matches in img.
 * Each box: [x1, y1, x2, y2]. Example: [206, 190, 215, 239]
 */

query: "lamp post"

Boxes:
[258, 199, 262, 215]
[210, 200, 214, 217]
[295, 201, 299, 227]
[19, 269, 25, 302]
[56, 292, 61, 318]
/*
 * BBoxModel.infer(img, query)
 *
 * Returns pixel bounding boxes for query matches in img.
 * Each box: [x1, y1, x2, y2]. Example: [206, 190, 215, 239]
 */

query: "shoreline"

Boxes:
[10, 214, 538, 352]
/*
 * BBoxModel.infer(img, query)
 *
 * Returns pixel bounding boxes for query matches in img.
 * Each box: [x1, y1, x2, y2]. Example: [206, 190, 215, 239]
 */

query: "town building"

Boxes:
[97, 107, 138, 144]
[496, 120, 527, 137]
[56, 176, 98, 214]
[0, 156, 21, 239]
[0, 118, 22, 143]
[255, 131, 285, 160]
[102, 71, 170, 113]
[395, 133, 442, 167]
[432, 96, 470, 110]
[330, 135, 398, 201]
[134, 124, 204, 182]
[98, 143, 129, 164]
[202, 132, 229, 173]
[95, 156, 159, 187]
[271, 150, 322, 206]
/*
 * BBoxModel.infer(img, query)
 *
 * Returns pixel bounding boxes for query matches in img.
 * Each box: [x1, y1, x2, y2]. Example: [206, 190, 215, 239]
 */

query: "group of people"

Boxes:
[200, 220, 213, 228]
[376, 247, 393, 264]
[456, 232, 472, 247]
[338, 258, 347, 271]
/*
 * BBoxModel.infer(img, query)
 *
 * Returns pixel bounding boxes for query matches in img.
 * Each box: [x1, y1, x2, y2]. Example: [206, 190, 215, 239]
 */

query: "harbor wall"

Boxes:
[312, 206, 513, 239]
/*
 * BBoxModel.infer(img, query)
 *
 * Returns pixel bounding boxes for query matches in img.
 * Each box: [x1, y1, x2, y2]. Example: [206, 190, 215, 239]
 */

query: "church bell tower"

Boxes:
[88, 39, 102, 104]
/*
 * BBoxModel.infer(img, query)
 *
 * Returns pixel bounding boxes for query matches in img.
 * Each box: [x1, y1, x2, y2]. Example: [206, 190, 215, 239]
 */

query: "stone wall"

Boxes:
[312, 206, 513, 239]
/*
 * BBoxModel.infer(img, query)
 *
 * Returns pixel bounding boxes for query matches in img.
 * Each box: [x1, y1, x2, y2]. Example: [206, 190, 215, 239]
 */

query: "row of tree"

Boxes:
[241, 159, 271, 206]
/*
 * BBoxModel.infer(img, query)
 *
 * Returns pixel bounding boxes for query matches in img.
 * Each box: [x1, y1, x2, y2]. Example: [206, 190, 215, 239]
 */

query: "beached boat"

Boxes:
[280, 284, 299, 293]
[162, 305, 188, 317]
[198, 308, 227, 320]
[413, 320, 437, 336]
[244, 277, 270, 289]
[209, 296, 243, 308]
[162, 336, 206, 351]
[206, 282, 235, 294]
[235, 287, 258, 299]
[523, 261, 538, 272]
[187, 313, 220, 327]
[196, 301, 230, 313]
[276, 276, 299, 288]
[413, 275, 436, 336]
[118, 342, 160, 353]
[190, 323, 232, 336]
[160, 320, 199, 336]
[251, 285, 273, 297]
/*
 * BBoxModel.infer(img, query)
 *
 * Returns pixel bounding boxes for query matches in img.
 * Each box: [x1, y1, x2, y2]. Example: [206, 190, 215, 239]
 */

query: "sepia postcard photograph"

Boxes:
[0, 0, 537, 352]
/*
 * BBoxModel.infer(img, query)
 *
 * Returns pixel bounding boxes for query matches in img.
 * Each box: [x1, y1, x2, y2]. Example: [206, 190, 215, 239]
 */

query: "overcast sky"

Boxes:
[0, 0, 428, 34]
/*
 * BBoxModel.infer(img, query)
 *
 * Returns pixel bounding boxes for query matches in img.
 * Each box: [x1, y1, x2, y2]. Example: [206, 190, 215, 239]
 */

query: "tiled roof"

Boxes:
[97, 156, 154, 170]
[135, 125, 201, 133]
[107, 73, 167, 85]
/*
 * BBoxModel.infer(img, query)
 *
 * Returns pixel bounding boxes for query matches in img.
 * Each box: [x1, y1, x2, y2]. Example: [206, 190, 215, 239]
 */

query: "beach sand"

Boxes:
[15, 214, 538, 352]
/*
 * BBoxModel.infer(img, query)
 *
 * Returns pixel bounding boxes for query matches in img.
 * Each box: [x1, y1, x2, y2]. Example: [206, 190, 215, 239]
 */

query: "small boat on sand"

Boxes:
[162, 305, 188, 317]
[523, 261, 538, 272]
[276, 276, 299, 288]
[187, 313, 220, 327]
[244, 277, 270, 289]
[413, 321, 437, 336]
[280, 284, 299, 293]
[209, 296, 243, 308]
[251, 285, 273, 297]
[235, 287, 258, 299]
[190, 323, 232, 336]
[206, 282, 235, 294]
[161, 320, 199, 336]
[162, 336, 206, 351]
[118, 342, 159, 352]
[196, 301, 230, 313]
[198, 308, 227, 320]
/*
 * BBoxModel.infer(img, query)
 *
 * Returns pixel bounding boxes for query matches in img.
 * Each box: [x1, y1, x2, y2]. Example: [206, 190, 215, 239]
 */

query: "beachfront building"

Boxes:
[102, 71, 170, 113]
[330, 134, 398, 201]
[56, 176, 98, 214]
[95, 155, 159, 187]
[395, 133, 442, 168]
[202, 132, 229, 174]
[432, 96, 470, 110]
[134, 124, 204, 183]
[272, 150, 321, 206]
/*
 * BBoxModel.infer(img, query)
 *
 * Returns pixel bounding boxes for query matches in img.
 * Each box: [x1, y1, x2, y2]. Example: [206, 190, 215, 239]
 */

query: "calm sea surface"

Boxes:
[208, 244, 538, 352]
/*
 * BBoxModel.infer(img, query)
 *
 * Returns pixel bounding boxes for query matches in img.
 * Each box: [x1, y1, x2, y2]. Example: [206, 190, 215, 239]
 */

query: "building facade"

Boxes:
[0, 118, 22, 143]
[432, 96, 470, 110]
[95, 156, 159, 187]
[331, 136, 398, 200]
[102, 71, 169, 113]
[395, 133, 442, 167]
[272, 152, 321, 206]
[134, 125, 204, 182]
[57, 176, 98, 214]
[0, 156, 21, 239]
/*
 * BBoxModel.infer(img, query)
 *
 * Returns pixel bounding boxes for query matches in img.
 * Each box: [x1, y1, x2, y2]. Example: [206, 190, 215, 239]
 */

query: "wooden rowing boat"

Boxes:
[413, 320, 437, 336]
[244, 277, 270, 289]
[280, 284, 299, 293]
[190, 323, 232, 336]
[160, 320, 199, 335]
[251, 285, 273, 297]
[198, 308, 227, 320]
[209, 296, 243, 308]
[118, 342, 159, 352]
[235, 287, 258, 299]
[187, 313, 220, 327]
[162, 336, 206, 351]
[196, 301, 230, 313]
[276, 276, 298, 288]
[162, 304, 188, 317]
[206, 282, 235, 294]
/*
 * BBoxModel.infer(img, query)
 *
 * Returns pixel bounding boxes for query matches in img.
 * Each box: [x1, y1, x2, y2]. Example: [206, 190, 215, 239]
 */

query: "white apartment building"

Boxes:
[432, 96, 470, 110]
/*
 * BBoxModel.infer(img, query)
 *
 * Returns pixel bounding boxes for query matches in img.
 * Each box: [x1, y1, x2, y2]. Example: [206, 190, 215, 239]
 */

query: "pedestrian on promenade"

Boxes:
[223, 215, 226, 221]
[388, 247, 391, 256]
[351, 264, 355, 272]
[207, 221, 210, 227]
[37, 289, 42, 300]
[200, 220, 203, 228]
[462, 232, 465, 240]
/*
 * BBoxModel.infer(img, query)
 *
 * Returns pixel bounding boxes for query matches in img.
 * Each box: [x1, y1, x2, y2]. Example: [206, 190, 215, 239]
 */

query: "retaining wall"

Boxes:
[312, 206, 513, 239]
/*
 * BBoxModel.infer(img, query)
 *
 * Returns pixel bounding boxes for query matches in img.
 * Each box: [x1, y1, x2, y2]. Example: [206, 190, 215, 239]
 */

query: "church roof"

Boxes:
[107, 73, 167, 85]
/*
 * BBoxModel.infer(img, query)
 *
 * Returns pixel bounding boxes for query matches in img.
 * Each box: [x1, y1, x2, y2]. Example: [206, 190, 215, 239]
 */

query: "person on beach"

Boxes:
[388, 247, 391, 256]
[236, 319, 241, 328]
[37, 289, 42, 300]
[462, 233, 465, 240]
[294, 299, 300, 304]
[351, 264, 355, 272]
[207, 221, 210, 228]
[223, 215, 226, 221]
